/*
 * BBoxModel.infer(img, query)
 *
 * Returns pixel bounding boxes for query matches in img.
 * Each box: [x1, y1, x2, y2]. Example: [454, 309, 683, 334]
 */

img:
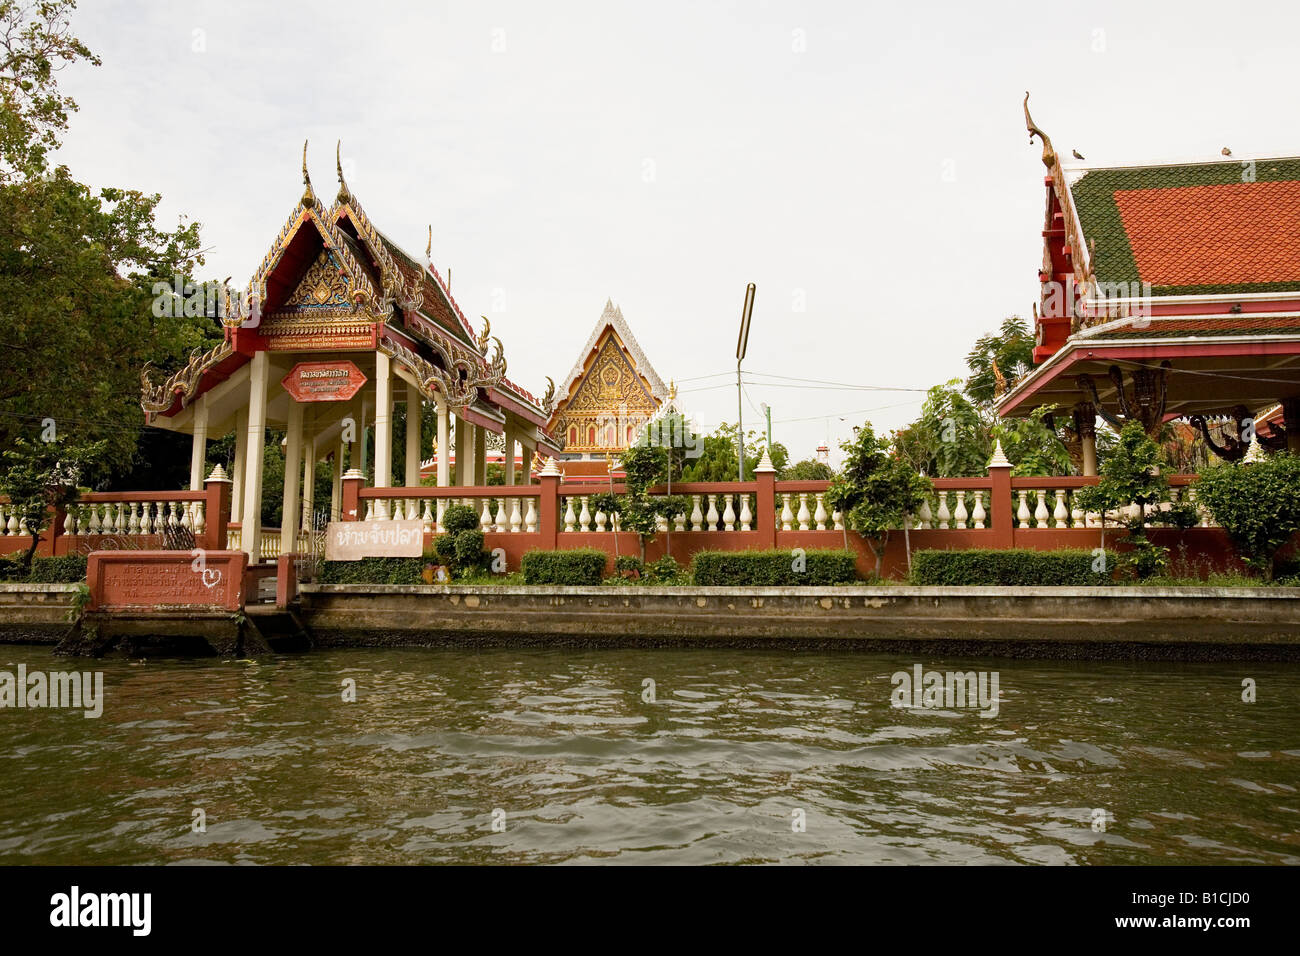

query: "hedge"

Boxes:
[318, 557, 424, 585]
[521, 548, 607, 585]
[910, 549, 1108, 586]
[0, 553, 88, 583]
[690, 549, 858, 586]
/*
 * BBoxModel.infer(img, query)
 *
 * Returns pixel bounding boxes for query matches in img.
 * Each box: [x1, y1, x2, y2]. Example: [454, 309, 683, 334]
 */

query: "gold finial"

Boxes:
[668, 379, 677, 402]
[301, 140, 315, 208]
[477, 315, 491, 352]
[1023, 92, 1056, 170]
[335, 140, 350, 204]
[425, 225, 432, 261]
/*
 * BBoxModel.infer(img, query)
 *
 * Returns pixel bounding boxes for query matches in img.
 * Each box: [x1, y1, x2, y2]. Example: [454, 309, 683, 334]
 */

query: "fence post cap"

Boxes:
[342, 468, 366, 480]
[205, 464, 233, 484]
[539, 457, 561, 477]
[754, 448, 776, 474]
[987, 439, 1012, 469]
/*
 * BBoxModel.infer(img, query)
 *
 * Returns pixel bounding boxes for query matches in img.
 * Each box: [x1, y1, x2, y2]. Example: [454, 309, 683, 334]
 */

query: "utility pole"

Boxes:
[735, 283, 755, 481]
[760, 402, 772, 452]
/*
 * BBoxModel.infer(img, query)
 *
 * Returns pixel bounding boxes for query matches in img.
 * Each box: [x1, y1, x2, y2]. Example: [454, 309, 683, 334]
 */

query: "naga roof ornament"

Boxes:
[1023, 92, 1056, 170]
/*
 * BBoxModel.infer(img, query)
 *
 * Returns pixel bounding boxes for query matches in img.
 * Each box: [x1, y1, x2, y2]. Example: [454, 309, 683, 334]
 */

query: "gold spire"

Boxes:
[301, 140, 315, 208]
[1023, 92, 1056, 169]
[335, 140, 351, 204]
[668, 379, 677, 402]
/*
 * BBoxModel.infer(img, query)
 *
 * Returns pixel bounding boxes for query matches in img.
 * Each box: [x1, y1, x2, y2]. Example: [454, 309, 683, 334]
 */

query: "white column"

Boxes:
[240, 351, 269, 562]
[503, 419, 517, 486]
[474, 425, 487, 486]
[374, 352, 393, 491]
[331, 434, 344, 522]
[231, 407, 248, 521]
[189, 396, 209, 491]
[405, 383, 423, 488]
[436, 395, 450, 488]
[301, 432, 316, 535]
[281, 398, 303, 555]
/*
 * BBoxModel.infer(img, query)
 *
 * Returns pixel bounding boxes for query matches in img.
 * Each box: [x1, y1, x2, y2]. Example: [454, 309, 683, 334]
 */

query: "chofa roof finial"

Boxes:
[336, 140, 351, 204]
[301, 140, 315, 208]
[425, 224, 432, 262]
[1023, 92, 1056, 170]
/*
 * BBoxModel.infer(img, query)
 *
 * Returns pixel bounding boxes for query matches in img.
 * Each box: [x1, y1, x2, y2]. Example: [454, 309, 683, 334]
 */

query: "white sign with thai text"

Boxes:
[325, 520, 424, 560]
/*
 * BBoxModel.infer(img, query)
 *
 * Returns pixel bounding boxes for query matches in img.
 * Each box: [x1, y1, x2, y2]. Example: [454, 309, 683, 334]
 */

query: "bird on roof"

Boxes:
[1072, 149, 1085, 160]
[1222, 146, 1232, 156]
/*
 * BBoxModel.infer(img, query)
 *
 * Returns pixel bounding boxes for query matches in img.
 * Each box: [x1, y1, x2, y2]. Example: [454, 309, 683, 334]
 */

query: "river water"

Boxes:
[0, 646, 1296, 865]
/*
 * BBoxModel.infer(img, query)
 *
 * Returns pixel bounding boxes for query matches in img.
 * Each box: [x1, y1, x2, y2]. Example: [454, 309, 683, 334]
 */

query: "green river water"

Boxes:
[0, 646, 1296, 865]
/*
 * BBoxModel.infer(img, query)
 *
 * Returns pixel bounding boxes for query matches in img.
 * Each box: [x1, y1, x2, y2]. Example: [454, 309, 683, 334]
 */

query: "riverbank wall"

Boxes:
[4, 582, 1299, 660]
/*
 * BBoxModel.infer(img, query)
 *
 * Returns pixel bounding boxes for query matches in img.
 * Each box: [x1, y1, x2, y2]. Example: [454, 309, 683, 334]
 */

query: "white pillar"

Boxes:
[436, 395, 450, 488]
[240, 351, 269, 562]
[331, 434, 344, 522]
[503, 420, 516, 486]
[301, 432, 316, 535]
[374, 352, 393, 491]
[405, 383, 423, 488]
[474, 425, 487, 487]
[454, 414, 469, 486]
[231, 407, 248, 520]
[281, 398, 303, 555]
[189, 396, 209, 491]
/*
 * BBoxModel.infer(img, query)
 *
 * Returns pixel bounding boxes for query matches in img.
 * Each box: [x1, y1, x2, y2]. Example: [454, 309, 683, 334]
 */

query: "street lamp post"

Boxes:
[736, 283, 755, 481]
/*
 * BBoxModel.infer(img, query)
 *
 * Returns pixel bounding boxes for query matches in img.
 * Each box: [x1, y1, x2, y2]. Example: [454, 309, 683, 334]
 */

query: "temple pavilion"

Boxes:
[139, 145, 560, 561]
[546, 298, 670, 461]
[997, 95, 1300, 470]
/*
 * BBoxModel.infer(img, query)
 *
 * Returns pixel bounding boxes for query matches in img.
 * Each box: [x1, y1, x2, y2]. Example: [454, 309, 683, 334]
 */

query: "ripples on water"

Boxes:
[0, 646, 1296, 865]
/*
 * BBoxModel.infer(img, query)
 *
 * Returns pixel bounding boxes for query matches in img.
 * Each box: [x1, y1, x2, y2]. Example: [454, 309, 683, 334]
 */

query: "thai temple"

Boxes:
[997, 96, 1300, 468]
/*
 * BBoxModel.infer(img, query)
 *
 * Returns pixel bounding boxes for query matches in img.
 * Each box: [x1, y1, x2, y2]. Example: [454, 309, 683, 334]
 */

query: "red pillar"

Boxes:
[204, 465, 233, 552]
[341, 468, 364, 522]
[988, 441, 1015, 549]
[538, 458, 560, 550]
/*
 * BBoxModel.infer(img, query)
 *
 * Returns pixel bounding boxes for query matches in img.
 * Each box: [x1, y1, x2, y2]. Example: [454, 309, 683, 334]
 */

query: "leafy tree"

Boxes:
[0, 0, 210, 487]
[993, 405, 1072, 477]
[908, 380, 991, 477]
[679, 421, 787, 482]
[965, 315, 1034, 408]
[826, 423, 932, 578]
[1074, 422, 1196, 579]
[782, 459, 834, 481]
[1193, 454, 1300, 580]
[0, 434, 106, 569]
[598, 441, 687, 562]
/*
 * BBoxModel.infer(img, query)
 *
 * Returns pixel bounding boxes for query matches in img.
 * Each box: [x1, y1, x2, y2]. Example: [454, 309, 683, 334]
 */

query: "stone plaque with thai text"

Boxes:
[325, 520, 425, 561]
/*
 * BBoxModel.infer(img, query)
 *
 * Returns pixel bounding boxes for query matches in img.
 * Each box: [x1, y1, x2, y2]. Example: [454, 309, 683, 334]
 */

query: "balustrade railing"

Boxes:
[358, 486, 544, 534]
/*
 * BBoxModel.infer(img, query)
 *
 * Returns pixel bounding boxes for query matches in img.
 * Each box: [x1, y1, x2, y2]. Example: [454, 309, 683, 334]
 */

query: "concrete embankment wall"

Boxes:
[4, 583, 1299, 660]
[297, 585, 1300, 661]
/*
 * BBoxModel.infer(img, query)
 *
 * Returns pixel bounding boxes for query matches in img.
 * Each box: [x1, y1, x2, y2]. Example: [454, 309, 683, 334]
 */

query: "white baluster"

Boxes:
[180, 501, 193, 531]
[1053, 489, 1069, 528]
[739, 495, 753, 532]
[479, 499, 492, 532]
[832, 508, 844, 531]
[706, 494, 720, 531]
[656, 512, 668, 533]
[363, 498, 374, 521]
[936, 493, 951, 530]
[722, 494, 736, 532]
[390, 498, 404, 521]
[954, 491, 968, 529]
[62, 508, 75, 536]
[563, 497, 576, 532]
[780, 494, 794, 532]
[796, 493, 811, 531]
[579, 496, 591, 532]
[168, 502, 180, 531]
[595, 505, 607, 532]
[813, 493, 827, 531]
[421, 500, 434, 535]
[971, 491, 986, 529]
[1033, 490, 1050, 528]
[690, 495, 703, 531]
[88, 503, 102, 535]
[524, 497, 538, 533]
[435, 499, 447, 533]
[1016, 490, 1032, 527]
[509, 498, 522, 533]
[916, 498, 932, 529]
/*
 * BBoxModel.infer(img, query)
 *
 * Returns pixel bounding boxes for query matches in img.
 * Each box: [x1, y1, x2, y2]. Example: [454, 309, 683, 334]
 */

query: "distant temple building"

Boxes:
[547, 299, 671, 460]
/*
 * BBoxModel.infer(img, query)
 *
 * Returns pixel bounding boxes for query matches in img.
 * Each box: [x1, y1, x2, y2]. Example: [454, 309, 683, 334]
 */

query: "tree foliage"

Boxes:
[1194, 454, 1300, 579]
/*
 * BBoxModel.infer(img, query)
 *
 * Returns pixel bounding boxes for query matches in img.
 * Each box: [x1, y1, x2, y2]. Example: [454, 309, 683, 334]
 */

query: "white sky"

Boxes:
[54, 0, 1300, 464]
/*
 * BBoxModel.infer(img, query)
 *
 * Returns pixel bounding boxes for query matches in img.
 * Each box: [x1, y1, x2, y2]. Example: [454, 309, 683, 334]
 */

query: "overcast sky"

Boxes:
[54, 0, 1300, 463]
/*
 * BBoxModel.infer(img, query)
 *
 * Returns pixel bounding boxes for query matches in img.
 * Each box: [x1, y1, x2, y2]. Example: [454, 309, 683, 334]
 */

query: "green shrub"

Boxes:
[521, 548, 608, 585]
[0, 555, 23, 581]
[1194, 454, 1300, 579]
[454, 529, 487, 572]
[615, 555, 644, 575]
[26, 554, 88, 583]
[910, 549, 1108, 586]
[318, 557, 424, 585]
[690, 549, 858, 586]
[442, 504, 480, 535]
[644, 555, 685, 584]
[433, 533, 457, 564]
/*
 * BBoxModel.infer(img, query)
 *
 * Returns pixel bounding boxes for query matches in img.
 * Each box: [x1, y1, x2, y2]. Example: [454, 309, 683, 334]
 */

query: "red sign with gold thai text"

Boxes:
[281, 361, 367, 403]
